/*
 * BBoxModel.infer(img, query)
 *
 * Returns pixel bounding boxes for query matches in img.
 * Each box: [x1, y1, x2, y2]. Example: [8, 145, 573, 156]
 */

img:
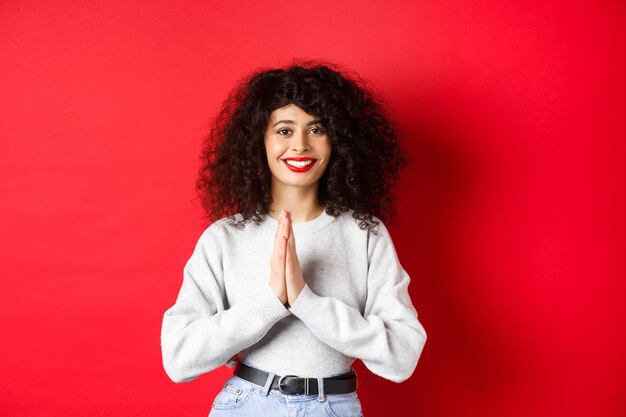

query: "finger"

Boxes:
[287, 223, 301, 269]
[285, 235, 300, 282]
[277, 225, 287, 266]
[278, 212, 288, 265]
[275, 209, 284, 239]
[288, 220, 298, 252]
[289, 221, 296, 250]
[272, 209, 285, 257]
[285, 227, 292, 275]
[283, 210, 291, 240]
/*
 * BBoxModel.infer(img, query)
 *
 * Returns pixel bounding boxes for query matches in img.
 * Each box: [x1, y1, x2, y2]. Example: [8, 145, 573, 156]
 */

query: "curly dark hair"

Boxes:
[196, 59, 409, 233]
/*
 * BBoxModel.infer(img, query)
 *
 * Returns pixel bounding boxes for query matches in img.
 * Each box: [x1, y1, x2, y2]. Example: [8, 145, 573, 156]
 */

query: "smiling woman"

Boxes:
[194, 59, 408, 231]
[161, 60, 427, 417]
[264, 104, 332, 220]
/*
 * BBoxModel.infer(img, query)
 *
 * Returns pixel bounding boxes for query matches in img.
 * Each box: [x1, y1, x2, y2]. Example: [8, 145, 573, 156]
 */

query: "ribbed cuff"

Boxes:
[287, 283, 318, 319]
[245, 284, 292, 324]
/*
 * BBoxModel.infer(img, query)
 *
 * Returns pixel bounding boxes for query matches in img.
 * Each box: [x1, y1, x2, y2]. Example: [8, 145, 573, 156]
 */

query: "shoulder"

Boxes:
[328, 210, 399, 262]
[344, 212, 396, 255]
[333, 209, 387, 236]
[195, 213, 248, 246]
[326, 210, 393, 250]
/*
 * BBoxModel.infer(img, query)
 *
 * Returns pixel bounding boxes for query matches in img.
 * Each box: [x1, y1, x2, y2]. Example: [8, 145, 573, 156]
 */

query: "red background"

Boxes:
[1, 1, 625, 416]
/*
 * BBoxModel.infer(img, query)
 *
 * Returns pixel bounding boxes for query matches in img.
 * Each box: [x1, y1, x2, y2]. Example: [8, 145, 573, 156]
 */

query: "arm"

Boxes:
[160, 226, 291, 383]
[287, 222, 427, 383]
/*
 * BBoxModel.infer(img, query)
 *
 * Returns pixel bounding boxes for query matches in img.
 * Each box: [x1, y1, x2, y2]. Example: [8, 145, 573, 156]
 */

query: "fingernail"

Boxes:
[279, 209, 284, 220]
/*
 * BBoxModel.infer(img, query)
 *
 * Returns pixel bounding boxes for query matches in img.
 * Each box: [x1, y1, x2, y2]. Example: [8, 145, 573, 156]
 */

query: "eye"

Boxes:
[277, 129, 291, 135]
[309, 127, 326, 135]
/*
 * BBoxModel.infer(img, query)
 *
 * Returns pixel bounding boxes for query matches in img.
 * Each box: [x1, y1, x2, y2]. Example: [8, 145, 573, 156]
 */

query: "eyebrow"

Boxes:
[272, 119, 322, 127]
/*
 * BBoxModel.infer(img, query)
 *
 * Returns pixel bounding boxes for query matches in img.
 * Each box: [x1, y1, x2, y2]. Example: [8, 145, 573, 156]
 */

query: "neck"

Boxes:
[268, 181, 324, 223]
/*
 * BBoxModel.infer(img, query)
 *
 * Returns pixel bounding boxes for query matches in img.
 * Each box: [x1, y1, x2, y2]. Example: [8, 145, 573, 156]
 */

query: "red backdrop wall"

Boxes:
[1, 1, 624, 416]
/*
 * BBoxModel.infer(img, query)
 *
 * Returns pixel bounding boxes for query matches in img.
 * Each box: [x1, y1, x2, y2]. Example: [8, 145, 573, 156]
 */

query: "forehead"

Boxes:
[269, 104, 317, 121]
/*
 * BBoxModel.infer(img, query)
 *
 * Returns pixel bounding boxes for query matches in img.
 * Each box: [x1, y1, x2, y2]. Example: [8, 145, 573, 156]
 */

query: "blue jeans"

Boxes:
[208, 369, 364, 417]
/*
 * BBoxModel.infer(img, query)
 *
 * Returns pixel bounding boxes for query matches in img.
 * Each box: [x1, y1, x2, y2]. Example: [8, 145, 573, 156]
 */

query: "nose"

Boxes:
[291, 130, 310, 152]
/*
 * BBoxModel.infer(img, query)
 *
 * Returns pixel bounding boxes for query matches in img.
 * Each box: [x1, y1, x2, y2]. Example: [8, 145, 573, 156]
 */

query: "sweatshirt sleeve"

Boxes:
[160, 224, 291, 383]
[287, 221, 427, 383]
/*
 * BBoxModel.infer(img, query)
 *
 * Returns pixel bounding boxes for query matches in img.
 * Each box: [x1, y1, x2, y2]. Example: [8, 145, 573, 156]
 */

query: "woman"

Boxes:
[160, 60, 427, 417]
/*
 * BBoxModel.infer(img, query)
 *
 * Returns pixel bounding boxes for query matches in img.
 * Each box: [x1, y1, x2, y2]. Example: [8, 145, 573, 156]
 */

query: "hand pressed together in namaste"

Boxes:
[268, 209, 306, 308]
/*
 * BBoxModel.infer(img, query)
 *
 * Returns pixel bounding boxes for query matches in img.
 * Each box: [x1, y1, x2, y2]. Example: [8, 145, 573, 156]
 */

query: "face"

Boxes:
[264, 104, 332, 190]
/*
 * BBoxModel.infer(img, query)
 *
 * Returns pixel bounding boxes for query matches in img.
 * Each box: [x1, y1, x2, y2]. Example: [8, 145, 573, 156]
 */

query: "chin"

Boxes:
[277, 178, 320, 188]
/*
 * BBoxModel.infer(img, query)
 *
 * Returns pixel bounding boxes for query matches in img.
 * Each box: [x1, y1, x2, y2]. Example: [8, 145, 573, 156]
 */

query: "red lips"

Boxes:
[282, 157, 318, 172]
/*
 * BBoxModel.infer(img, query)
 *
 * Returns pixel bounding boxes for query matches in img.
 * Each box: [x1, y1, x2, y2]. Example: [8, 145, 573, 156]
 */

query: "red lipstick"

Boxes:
[282, 157, 318, 173]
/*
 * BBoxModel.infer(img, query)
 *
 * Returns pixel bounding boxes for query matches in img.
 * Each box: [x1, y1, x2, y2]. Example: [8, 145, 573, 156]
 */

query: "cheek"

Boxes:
[323, 142, 332, 160]
[264, 142, 284, 173]
[323, 136, 332, 152]
[265, 141, 283, 159]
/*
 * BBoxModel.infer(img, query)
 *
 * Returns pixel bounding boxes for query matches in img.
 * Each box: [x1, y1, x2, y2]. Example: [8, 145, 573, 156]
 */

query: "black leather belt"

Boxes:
[234, 361, 357, 395]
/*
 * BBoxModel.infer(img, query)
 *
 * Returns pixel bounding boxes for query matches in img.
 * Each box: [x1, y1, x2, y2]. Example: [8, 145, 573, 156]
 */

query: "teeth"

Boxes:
[285, 159, 314, 168]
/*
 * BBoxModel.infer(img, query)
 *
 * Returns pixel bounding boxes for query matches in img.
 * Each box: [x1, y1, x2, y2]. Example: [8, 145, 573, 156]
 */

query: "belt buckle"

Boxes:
[278, 374, 300, 395]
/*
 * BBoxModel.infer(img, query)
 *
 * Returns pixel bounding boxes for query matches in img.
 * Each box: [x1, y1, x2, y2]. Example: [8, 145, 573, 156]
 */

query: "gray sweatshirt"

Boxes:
[160, 209, 427, 384]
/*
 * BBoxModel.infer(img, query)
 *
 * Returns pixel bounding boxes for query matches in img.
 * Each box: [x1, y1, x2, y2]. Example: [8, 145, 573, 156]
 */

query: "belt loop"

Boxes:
[317, 376, 325, 401]
[260, 372, 276, 396]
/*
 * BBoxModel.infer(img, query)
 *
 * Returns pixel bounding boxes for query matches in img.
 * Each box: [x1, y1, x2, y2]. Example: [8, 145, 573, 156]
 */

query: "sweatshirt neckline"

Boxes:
[260, 207, 334, 235]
